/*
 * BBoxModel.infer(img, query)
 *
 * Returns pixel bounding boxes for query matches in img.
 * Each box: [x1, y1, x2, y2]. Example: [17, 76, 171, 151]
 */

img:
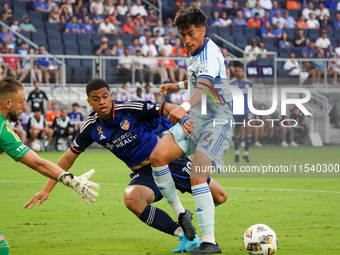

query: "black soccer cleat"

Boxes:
[234, 154, 239, 163]
[243, 155, 250, 163]
[191, 242, 222, 254]
[178, 210, 196, 241]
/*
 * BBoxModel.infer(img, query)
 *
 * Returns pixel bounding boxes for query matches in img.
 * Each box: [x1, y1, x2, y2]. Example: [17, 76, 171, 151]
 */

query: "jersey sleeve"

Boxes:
[197, 49, 222, 81]
[140, 101, 165, 119]
[69, 118, 95, 154]
[0, 122, 30, 162]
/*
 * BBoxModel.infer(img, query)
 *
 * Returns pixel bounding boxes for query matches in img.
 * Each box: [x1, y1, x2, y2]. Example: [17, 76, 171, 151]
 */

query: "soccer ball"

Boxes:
[31, 140, 44, 152]
[243, 224, 278, 255]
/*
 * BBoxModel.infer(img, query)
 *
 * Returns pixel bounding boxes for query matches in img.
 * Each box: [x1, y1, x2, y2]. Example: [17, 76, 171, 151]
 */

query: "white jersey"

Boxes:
[187, 38, 232, 119]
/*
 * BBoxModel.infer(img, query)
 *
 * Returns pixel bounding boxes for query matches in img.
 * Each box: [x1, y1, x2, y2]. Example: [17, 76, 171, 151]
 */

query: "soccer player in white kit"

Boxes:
[150, 5, 233, 254]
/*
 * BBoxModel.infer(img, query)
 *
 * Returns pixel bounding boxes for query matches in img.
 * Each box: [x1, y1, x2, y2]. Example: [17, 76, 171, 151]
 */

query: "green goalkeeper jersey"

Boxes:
[0, 113, 30, 162]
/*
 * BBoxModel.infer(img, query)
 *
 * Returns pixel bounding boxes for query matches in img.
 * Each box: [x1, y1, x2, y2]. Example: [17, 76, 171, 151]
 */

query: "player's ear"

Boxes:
[4, 98, 11, 109]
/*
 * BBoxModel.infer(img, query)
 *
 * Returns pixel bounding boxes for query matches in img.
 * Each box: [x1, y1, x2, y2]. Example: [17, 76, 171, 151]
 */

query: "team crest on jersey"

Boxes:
[120, 120, 130, 130]
[147, 103, 153, 110]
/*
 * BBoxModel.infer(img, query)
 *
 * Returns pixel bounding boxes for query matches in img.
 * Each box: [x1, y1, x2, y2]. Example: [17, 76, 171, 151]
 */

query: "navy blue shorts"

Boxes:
[128, 157, 210, 202]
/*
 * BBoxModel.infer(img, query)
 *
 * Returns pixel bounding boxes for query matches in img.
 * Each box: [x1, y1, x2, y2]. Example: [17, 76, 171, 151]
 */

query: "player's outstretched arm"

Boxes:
[23, 149, 99, 208]
[159, 81, 187, 96]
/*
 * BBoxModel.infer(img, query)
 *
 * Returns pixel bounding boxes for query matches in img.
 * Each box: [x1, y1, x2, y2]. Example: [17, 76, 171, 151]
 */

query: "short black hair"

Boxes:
[0, 76, 24, 101]
[86, 78, 110, 96]
[173, 5, 207, 30]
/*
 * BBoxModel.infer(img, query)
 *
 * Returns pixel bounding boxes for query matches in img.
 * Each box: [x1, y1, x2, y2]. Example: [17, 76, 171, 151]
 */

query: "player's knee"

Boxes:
[150, 149, 169, 166]
[214, 190, 228, 205]
[124, 189, 146, 216]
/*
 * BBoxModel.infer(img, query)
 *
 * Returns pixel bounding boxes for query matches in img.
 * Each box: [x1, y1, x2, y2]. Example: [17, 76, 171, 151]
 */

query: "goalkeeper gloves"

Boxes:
[58, 169, 100, 204]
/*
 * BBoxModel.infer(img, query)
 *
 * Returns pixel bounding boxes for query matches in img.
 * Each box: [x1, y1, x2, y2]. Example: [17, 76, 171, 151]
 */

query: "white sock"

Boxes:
[243, 151, 248, 156]
[235, 150, 239, 155]
[152, 165, 185, 218]
[174, 226, 184, 237]
[192, 183, 215, 244]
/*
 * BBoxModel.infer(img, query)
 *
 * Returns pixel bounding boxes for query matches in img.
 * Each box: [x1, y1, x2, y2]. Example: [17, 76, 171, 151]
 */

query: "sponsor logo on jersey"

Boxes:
[99, 134, 106, 140]
[120, 120, 130, 130]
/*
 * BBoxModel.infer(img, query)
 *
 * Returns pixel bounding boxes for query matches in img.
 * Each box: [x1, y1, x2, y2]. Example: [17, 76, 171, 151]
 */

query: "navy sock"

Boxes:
[245, 134, 251, 152]
[234, 136, 240, 151]
[139, 205, 180, 236]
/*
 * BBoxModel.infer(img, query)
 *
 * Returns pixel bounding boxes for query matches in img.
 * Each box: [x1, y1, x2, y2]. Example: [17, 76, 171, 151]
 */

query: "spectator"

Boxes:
[117, 47, 133, 84]
[328, 55, 340, 85]
[35, 45, 60, 85]
[26, 81, 50, 114]
[52, 108, 74, 151]
[0, 27, 16, 47]
[302, 2, 314, 20]
[135, 87, 143, 99]
[315, 1, 330, 20]
[82, 16, 94, 35]
[91, 6, 105, 24]
[286, 0, 300, 10]
[301, 0, 308, 9]
[259, 0, 272, 10]
[164, 18, 178, 36]
[224, 0, 233, 9]
[271, 10, 285, 29]
[98, 16, 118, 35]
[209, 11, 221, 27]
[325, 0, 337, 10]
[273, 22, 284, 37]
[131, 0, 147, 17]
[117, 84, 132, 102]
[247, 0, 257, 8]
[252, 2, 265, 18]
[283, 10, 296, 28]
[241, 1, 252, 20]
[77, 5, 91, 21]
[283, 52, 309, 83]
[65, 16, 84, 34]
[32, 0, 50, 13]
[312, 51, 324, 86]
[10, 18, 20, 32]
[222, 48, 234, 80]
[253, 105, 275, 146]
[277, 113, 297, 147]
[116, 0, 129, 16]
[158, 36, 172, 56]
[228, 1, 240, 18]
[315, 30, 331, 49]
[233, 11, 247, 27]
[152, 20, 165, 36]
[60, 0, 73, 16]
[219, 11, 233, 27]
[141, 84, 155, 101]
[142, 50, 159, 86]
[158, 48, 176, 83]
[168, 29, 177, 45]
[306, 12, 319, 29]
[190, 0, 209, 8]
[261, 20, 275, 37]
[260, 10, 271, 26]
[45, 101, 61, 127]
[90, 0, 104, 15]
[138, 28, 152, 45]
[27, 109, 54, 148]
[333, 13, 340, 29]
[95, 37, 112, 56]
[320, 15, 332, 29]
[302, 41, 316, 58]
[6, 119, 27, 144]
[0, 2, 12, 21]
[141, 36, 158, 57]
[290, 107, 308, 144]
[20, 102, 34, 131]
[337, 2, 340, 11]
[122, 17, 138, 35]
[128, 38, 141, 55]
[244, 39, 260, 65]
[111, 38, 124, 56]
[49, 6, 61, 23]
[269, 1, 283, 18]
[68, 102, 83, 131]
[60, 5, 71, 23]
[294, 28, 309, 47]
[3, 44, 21, 79]
[296, 14, 308, 29]
[335, 40, 340, 56]
[174, 47, 188, 82]
[247, 13, 261, 28]
[301, 51, 317, 85]
[325, 44, 337, 58]
[18, 48, 43, 83]
[133, 48, 145, 85]
[279, 32, 292, 49]
[136, 18, 151, 36]
[257, 41, 268, 58]
[144, 6, 158, 26]
[172, 38, 187, 56]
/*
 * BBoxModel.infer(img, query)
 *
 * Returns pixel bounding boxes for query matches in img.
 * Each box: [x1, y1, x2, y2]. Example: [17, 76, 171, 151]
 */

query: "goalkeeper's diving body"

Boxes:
[0, 76, 100, 255]
[24, 78, 228, 253]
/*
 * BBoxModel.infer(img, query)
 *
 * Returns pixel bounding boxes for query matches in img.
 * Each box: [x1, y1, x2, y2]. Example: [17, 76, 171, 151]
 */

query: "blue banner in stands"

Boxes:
[246, 66, 274, 77]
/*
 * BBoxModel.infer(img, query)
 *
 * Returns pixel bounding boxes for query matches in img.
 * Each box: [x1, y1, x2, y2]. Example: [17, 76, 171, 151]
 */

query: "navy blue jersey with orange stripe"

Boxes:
[70, 100, 167, 168]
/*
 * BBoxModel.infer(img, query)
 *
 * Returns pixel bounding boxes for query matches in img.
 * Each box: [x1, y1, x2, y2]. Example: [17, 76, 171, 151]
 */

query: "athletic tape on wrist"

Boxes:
[178, 81, 185, 90]
[180, 116, 190, 125]
[179, 102, 190, 112]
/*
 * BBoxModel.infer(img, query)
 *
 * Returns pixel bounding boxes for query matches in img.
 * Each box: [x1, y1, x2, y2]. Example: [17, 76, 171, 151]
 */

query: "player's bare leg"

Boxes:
[150, 134, 196, 241]
[190, 151, 221, 254]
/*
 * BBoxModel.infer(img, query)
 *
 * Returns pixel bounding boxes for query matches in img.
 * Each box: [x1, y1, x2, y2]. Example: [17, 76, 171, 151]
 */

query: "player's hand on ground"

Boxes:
[58, 169, 100, 204]
[159, 83, 180, 96]
[168, 107, 186, 124]
[23, 189, 50, 209]
[183, 119, 196, 138]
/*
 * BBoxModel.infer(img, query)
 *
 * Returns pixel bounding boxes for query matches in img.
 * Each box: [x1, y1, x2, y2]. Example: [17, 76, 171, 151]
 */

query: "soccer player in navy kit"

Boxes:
[25, 78, 228, 253]
[230, 66, 252, 163]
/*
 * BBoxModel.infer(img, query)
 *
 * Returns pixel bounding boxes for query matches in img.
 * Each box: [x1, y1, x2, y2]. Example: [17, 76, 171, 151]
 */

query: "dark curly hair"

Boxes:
[173, 5, 207, 30]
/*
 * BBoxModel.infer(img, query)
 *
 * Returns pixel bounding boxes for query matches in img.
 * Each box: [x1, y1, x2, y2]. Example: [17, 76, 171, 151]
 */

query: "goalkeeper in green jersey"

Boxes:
[0, 76, 100, 255]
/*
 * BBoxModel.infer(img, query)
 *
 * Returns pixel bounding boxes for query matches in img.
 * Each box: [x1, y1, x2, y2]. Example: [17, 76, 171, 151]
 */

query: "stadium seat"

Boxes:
[279, 47, 292, 58]
[284, 28, 296, 41]
[219, 26, 231, 37]
[46, 23, 60, 35]
[262, 37, 277, 47]
[73, 66, 90, 83]
[32, 33, 47, 47]
[79, 45, 94, 55]
[92, 33, 106, 47]
[66, 59, 82, 67]
[48, 37, 63, 49]
[62, 33, 77, 47]
[49, 45, 64, 55]
[82, 59, 94, 67]
[65, 45, 79, 55]
[206, 26, 219, 40]
[288, 9, 300, 20]
[247, 36, 260, 44]
[107, 34, 119, 47]
[19, 31, 31, 41]
[232, 26, 245, 37]
[234, 36, 247, 50]
[257, 57, 270, 66]
[77, 33, 92, 47]
[307, 29, 320, 41]
[120, 34, 133, 47]
[245, 27, 259, 38]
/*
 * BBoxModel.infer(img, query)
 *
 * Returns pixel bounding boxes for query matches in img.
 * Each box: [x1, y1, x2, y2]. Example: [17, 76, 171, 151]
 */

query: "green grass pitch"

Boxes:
[0, 146, 339, 254]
